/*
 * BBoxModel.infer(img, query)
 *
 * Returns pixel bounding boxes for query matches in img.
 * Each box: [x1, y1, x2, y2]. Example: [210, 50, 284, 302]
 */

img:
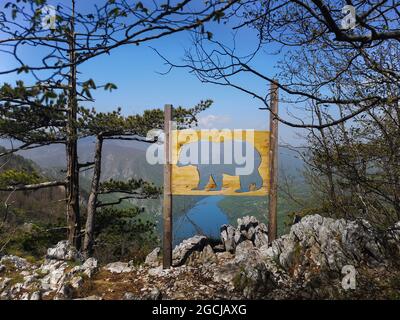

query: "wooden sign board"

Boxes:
[170, 130, 270, 196]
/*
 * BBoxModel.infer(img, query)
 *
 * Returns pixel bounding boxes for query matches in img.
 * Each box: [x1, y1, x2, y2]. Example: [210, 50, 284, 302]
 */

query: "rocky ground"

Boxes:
[1, 214, 400, 300]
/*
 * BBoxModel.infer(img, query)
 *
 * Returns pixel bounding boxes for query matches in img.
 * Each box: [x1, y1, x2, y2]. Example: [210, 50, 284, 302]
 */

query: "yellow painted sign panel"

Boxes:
[171, 130, 270, 196]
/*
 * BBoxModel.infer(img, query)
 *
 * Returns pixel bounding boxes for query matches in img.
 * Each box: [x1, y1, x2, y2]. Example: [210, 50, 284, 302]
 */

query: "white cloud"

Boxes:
[198, 114, 231, 129]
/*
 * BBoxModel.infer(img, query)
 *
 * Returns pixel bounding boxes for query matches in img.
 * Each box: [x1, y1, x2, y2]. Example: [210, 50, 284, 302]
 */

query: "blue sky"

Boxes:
[0, 0, 304, 145]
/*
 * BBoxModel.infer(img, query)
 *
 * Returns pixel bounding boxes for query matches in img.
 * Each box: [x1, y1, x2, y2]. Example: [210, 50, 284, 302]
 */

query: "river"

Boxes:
[173, 196, 228, 246]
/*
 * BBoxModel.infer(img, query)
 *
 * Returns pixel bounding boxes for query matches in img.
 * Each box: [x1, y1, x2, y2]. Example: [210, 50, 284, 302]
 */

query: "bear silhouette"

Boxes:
[177, 140, 263, 193]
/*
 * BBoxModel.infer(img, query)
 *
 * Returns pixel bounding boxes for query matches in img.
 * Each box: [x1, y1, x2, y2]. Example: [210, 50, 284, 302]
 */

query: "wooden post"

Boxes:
[268, 81, 279, 244]
[163, 104, 173, 269]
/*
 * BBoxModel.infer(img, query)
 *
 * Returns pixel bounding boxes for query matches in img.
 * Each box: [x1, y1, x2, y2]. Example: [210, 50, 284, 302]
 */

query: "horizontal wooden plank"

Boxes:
[171, 130, 270, 196]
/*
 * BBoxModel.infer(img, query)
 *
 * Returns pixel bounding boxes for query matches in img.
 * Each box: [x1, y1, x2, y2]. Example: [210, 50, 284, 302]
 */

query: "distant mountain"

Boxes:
[0, 146, 65, 225]
[10, 138, 163, 185]
[0, 145, 42, 174]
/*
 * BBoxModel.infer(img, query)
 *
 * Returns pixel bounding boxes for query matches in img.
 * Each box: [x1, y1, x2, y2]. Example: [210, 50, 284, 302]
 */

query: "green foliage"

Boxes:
[0, 221, 65, 259]
[93, 207, 158, 263]
[174, 100, 214, 129]
[79, 99, 212, 138]
[123, 99, 213, 135]
[99, 178, 161, 198]
[0, 169, 42, 188]
[104, 83, 117, 92]
[0, 147, 44, 189]
[0, 151, 69, 258]
[78, 108, 126, 136]
[0, 81, 65, 143]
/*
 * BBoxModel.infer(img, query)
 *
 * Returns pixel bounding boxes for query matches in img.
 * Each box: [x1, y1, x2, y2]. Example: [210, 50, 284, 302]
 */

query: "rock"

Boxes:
[127, 260, 135, 268]
[172, 235, 208, 266]
[104, 262, 132, 274]
[387, 221, 400, 259]
[55, 283, 74, 300]
[202, 245, 217, 263]
[83, 257, 98, 270]
[237, 216, 269, 248]
[211, 241, 269, 294]
[209, 214, 400, 299]
[30, 291, 42, 300]
[220, 225, 236, 252]
[234, 240, 255, 263]
[220, 216, 269, 253]
[82, 257, 98, 278]
[341, 219, 385, 265]
[0, 214, 396, 300]
[0, 289, 11, 300]
[212, 244, 225, 252]
[23, 275, 37, 290]
[390, 221, 400, 240]
[262, 214, 392, 293]
[233, 262, 273, 299]
[187, 245, 217, 266]
[253, 223, 269, 248]
[70, 276, 84, 289]
[212, 261, 241, 287]
[9, 283, 23, 297]
[148, 266, 167, 277]
[40, 259, 63, 274]
[216, 251, 234, 259]
[46, 241, 82, 262]
[0, 255, 30, 270]
[213, 244, 290, 299]
[258, 244, 270, 259]
[0, 265, 5, 273]
[41, 262, 67, 290]
[234, 231, 244, 245]
[143, 288, 162, 300]
[0, 278, 11, 291]
[20, 292, 30, 300]
[75, 295, 102, 300]
[123, 292, 139, 300]
[236, 216, 258, 241]
[145, 247, 161, 268]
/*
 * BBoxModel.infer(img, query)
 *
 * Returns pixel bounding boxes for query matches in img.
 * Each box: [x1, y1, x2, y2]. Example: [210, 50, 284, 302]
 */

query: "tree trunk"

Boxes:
[83, 135, 103, 258]
[66, 0, 81, 249]
[268, 81, 278, 244]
